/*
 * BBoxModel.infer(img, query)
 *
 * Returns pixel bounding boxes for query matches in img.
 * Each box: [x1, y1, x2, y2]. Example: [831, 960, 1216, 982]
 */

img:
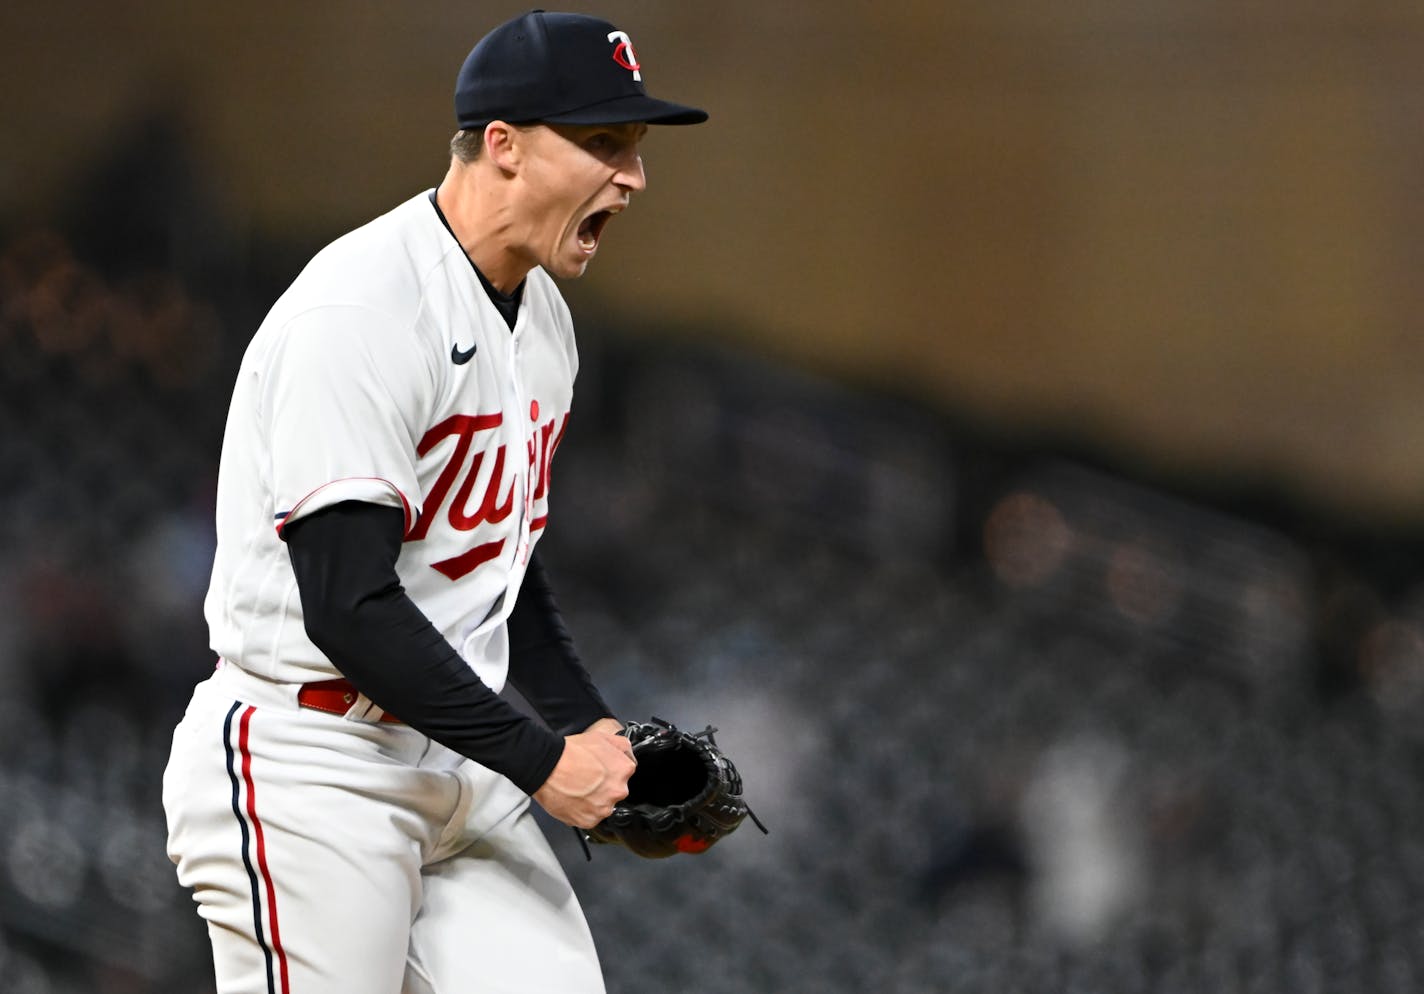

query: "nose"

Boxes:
[615, 150, 647, 193]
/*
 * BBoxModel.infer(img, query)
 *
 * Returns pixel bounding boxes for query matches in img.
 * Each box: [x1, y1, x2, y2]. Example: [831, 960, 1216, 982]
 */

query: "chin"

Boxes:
[548, 257, 592, 280]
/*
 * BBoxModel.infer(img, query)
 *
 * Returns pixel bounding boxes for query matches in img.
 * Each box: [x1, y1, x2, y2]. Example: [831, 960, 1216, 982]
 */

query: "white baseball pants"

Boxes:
[162, 663, 604, 994]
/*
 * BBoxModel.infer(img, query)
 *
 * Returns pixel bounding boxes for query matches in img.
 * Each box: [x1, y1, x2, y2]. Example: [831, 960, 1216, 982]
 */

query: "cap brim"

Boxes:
[541, 93, 708, 126]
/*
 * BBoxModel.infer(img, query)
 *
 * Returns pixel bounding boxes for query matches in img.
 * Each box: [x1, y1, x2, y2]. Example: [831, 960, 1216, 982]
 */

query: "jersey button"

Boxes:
[529, 399, 540, 421]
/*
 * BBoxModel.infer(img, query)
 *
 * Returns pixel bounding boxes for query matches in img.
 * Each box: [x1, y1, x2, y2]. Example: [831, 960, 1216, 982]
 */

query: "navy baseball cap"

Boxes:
[455, 10, 708, 130]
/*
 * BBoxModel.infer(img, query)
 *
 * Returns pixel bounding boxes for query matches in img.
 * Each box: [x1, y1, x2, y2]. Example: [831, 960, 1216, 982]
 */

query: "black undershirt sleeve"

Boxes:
[283, 500, 565, 795]
[505, 551, 614, 735]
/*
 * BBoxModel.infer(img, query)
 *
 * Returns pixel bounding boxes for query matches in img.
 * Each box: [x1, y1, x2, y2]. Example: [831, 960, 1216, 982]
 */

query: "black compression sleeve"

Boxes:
[506, 550, 614, 735]
[283, 501, 565, 795]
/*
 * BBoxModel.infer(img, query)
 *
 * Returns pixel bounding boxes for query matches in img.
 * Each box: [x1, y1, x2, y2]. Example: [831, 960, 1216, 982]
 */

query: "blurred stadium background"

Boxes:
[3, 2, 1424, 992]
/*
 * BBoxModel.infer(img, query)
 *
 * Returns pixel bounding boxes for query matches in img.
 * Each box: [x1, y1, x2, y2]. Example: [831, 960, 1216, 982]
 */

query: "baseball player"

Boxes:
[161, 11, 706, 993]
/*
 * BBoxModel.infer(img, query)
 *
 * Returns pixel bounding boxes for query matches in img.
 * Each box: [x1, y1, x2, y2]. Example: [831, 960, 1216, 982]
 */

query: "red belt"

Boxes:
[297, 679, 403, 723]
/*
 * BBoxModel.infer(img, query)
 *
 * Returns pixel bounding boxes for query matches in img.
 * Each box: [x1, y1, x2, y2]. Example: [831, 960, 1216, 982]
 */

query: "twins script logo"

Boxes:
[607, 30, 641, 81]
[407, 411, 568, 579]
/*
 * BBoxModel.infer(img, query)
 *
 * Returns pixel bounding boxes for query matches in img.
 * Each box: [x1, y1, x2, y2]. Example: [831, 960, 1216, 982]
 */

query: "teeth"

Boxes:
[576, 206, 624, 254]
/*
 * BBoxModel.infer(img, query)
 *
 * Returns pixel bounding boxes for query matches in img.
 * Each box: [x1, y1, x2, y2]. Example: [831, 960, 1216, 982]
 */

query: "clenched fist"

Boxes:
[533, 719, 635, 828]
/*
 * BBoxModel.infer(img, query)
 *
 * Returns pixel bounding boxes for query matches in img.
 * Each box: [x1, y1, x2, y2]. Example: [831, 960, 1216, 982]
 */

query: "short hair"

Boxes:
[450, 122, 542, 163]
[450, 128, 485, 163]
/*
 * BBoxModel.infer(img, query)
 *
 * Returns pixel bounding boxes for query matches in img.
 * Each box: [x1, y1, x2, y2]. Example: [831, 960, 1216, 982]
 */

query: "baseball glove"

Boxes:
[583, 717, 765, 859]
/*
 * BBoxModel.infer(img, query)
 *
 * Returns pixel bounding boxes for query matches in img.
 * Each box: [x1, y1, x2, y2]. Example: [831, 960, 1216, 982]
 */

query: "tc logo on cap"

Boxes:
[607, 30, 642, 81]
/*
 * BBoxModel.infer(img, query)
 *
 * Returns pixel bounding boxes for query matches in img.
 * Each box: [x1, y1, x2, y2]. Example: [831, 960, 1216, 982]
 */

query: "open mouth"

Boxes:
[576, 207, 620, 252]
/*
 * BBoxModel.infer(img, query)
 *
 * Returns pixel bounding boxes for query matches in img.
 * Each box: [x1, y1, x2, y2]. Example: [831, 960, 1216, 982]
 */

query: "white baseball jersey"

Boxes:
[205, 190, 576, 695]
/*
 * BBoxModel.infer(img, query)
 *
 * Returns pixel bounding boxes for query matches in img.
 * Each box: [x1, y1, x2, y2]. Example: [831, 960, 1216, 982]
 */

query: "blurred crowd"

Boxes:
[1, 203, 1422, 992]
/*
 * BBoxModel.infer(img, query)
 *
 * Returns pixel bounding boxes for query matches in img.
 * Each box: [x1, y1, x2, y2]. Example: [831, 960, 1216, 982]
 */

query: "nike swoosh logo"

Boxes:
[451, 341, 477, 365]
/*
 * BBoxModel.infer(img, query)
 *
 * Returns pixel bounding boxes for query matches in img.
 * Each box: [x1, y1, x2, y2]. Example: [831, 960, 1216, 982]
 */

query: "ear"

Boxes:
[483, 121, 521, 174]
